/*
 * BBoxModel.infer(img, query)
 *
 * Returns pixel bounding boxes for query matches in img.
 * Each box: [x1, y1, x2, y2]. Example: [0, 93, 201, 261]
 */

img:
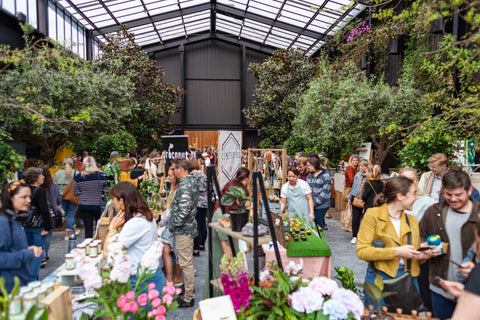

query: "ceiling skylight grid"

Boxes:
[54, 0, 365, 56]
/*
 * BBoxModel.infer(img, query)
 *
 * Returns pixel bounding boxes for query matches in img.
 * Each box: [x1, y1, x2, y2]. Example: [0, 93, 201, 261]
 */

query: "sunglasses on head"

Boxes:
[8, 180, 25, 194]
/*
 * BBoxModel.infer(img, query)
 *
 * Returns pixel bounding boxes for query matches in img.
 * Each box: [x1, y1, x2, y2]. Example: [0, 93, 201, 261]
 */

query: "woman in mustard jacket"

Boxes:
[356, 176, 430, 307]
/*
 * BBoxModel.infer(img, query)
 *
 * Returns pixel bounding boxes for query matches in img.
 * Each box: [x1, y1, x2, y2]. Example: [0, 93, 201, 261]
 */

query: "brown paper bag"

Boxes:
[340, 203, 353, 232]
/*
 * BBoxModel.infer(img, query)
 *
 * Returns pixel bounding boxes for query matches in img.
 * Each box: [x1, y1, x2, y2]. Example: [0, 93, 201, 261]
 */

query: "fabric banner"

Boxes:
[218, 131, 242, 189]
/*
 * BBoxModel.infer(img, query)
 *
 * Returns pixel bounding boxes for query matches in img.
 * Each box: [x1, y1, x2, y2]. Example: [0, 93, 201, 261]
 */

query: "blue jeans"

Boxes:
[44, 229, 53, 258]
[24, 227, 46, 281]
[313, 207, 329, 229]
[130, 268, 166, 294]
[363, 264, 419, 309]
[62, 197, 77, 231]
[431, 291, 455, 320]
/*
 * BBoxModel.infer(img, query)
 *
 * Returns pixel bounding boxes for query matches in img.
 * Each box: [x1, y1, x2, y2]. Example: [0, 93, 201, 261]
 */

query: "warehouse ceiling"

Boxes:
[57, 0, 365, 55]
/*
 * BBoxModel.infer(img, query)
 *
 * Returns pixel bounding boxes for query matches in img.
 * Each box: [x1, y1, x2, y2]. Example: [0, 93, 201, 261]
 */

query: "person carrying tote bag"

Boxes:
[356, 176, 431, 311]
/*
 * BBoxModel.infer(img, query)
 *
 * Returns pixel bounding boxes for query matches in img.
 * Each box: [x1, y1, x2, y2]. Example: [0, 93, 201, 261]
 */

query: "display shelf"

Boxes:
[209, 222, 272, 246]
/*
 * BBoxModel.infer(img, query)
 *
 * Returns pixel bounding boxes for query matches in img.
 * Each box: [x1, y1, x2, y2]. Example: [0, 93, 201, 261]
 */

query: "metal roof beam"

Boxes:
[92, 2, 211, 36]
[215, 3, 330, 41]
[142, 32, 275, 55]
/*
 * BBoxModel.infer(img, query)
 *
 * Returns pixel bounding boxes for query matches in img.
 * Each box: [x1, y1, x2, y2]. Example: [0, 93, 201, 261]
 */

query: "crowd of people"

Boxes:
[1, 147, 480, 319]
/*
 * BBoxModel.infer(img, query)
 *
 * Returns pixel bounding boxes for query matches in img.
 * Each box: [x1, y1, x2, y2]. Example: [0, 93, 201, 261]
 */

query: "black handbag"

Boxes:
[371, 215, 426, 313]
[23, 188, 45, 229]
[54, 208, 64, 228]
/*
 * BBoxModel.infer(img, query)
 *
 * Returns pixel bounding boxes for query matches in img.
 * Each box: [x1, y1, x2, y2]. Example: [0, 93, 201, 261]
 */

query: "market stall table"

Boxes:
[262, 243, 332, 278]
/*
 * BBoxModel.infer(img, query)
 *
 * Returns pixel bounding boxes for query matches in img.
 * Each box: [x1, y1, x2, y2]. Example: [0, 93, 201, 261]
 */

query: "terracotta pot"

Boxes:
[116, 159, 130, 171]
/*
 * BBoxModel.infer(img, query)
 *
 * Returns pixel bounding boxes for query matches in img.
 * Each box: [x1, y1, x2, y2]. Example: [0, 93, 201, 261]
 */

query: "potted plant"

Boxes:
[220, 186, 251, 232]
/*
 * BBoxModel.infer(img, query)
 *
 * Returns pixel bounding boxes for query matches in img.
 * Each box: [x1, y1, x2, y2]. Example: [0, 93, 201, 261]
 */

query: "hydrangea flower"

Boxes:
[331, 288, 364, 317]
[322, 299, 350, 320]
[308, 277, 338, 296]
[289, 287, 323, 314]
[141, 239, 164, 269]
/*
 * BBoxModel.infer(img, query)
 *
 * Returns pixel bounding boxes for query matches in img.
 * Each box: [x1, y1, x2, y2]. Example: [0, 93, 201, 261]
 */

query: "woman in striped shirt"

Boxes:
[73, 156, 106, 238]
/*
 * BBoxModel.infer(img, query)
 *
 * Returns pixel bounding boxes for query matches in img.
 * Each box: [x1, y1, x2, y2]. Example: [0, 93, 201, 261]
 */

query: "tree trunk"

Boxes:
[370, 135, 393, 166]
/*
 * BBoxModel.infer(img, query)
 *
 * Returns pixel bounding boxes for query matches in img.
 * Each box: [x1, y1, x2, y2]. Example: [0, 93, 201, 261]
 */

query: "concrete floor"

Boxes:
[40, 208, 367, 319]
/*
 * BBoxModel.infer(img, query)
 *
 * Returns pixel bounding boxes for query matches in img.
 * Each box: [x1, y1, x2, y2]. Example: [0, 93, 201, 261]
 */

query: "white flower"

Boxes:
[289, 287, 323, 314]
[259, 270, 272, 282]
[284, 258, 304, 276]
[141, 239, 164, 269]
[110, 253, 130, 284]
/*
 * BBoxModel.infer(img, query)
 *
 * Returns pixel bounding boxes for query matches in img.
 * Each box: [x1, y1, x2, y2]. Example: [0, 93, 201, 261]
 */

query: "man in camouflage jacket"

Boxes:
[169, 158, 201, 307]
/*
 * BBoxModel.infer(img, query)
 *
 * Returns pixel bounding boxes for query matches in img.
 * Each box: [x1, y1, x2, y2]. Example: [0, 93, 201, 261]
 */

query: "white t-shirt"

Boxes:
[280, 179, 312, 198]
[390, 217, 404, 266]
[205, 158, 211, 167]
[119, 214, 159, 275]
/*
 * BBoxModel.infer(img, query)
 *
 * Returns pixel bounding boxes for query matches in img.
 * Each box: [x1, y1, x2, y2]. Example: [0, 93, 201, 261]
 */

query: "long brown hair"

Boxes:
[166, 167, 179, 209]
[39, 164, 53, 190]
[109, 182, 152, 222]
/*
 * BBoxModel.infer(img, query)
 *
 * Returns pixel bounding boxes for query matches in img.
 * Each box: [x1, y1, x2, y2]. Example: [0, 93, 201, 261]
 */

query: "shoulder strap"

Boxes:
[368, 181, 377, 195]
[31, 187, 40, 201]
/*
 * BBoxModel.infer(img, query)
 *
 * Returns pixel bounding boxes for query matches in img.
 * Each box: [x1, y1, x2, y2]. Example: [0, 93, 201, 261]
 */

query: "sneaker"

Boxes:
[199, 245, 206, 251]
[177, 297, 194, 308]
[350, 237, 357, 244]
[64, 236, 69, 241]
[40, 259, 47, 268]
[75, 229, 81, 236]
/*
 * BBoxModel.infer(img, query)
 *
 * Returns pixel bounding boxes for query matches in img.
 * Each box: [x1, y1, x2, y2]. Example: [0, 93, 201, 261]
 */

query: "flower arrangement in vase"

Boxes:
[72, 234, 180, 320]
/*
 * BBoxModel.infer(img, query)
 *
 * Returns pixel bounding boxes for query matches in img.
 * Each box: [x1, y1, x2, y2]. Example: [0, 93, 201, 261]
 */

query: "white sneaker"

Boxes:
[350, 237, 357, 244]
[75, 229, 81, 236]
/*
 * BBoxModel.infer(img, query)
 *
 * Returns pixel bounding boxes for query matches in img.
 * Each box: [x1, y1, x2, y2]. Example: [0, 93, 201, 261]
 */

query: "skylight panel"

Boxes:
[243, 19, 271, 33]
[217, 0, 248, 10]
[183, 10, 210, 23]
[179, 0, 210, 9]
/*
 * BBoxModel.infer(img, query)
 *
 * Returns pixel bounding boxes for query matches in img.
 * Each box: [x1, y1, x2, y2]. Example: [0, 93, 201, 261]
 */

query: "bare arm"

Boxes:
[221, 240, 233, 259]
[306, 193, 314, 221]
[451, 290, 480, 320]
[280, 197, 287, 214]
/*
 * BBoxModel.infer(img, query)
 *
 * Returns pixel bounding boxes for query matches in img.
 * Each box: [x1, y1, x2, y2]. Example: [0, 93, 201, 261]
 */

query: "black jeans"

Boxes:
[80, 208, 101, 238]
[194, 207, 208, 250]
[352, 205, 363, 238]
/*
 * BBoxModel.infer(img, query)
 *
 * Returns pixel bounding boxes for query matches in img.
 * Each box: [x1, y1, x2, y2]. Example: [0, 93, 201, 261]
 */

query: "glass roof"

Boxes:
[56, 0, 364, 55]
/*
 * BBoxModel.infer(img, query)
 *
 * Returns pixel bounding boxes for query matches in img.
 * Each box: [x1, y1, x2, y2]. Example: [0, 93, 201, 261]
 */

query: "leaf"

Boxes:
[374, 275, 384, 292]
[220, 194, 235, 206]
[25, 305, 38, 320]
[364, 282, 383, 301]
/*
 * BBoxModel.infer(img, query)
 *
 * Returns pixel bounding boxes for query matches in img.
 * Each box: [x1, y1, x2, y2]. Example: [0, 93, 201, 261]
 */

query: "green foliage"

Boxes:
[294, 59, 430, 165]
[95, 26, 184, 150]
[258, 138, 274, 149]
[398, 121, 456, 172]
[0, 130, 23, 188]
[220, 186, 251, 213]
[246, 265, 306, 320]
[138, 178, 163, 211]
[244, 48, 316, 144]
[93, 130, 137, 165]
[0, 276, 47, 320]
[334, 266, 361, 296]
[0, 28, 136, 163]
[363, 276, 396, 313]
[282, 136, 306, 157]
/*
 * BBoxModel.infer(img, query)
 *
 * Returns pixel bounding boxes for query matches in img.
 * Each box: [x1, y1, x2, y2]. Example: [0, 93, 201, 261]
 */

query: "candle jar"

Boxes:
[23, 292, 38, 313]
[88, 242, 98, 258]
[65, 253, 75, 270]
[9, 294, 23, 316]
[34, 287, 47, 309]
[42, 282, 55, 295]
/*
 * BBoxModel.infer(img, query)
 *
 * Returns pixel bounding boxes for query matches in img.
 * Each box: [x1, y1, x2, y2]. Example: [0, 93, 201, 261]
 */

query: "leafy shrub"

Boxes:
[0, 131, 23, 189]
[93, 130, 137, 165]
[258, 138, 273, 149]
[282, 136, 305, 156]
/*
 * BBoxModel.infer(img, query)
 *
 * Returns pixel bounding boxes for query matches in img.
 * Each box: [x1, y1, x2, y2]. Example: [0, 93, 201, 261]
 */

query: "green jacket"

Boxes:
[169, 174, 201, 237]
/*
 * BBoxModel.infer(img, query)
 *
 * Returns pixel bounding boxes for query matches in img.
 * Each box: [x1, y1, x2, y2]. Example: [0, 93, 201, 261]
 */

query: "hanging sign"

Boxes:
[218, 131, 242, 189]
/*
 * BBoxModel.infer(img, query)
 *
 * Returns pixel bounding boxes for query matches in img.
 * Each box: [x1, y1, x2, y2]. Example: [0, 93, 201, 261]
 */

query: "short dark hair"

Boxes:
[288, 167, 299, 176]
[307, 157, 322, 171]
[442, 166, 471, 191]
[235, 168, 250, 181]
[175, 159, 190, 171]
[189, 159, 200, 171]
[23, 167, 43, 185]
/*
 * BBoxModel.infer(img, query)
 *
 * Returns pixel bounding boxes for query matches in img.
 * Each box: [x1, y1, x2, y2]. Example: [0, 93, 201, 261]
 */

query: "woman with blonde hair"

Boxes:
[73, 156, 105, 238]
[159, 165, 181, 283]
[348, 159, 369, 244]
[54, 157, 80, 240]
[362, 164, 384, 213]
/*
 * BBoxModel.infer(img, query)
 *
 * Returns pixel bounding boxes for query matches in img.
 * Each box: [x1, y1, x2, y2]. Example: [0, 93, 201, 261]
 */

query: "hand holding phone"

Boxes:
[417, 247, 430, 252]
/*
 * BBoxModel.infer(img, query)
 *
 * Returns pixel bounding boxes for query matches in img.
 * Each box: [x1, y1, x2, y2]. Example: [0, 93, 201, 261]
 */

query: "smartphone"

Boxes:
[449, 260, 462, 267]
[417, 247, 430, 251]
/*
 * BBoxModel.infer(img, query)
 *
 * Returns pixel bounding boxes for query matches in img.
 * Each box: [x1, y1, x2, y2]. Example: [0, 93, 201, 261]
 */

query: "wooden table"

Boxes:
[208, 222, 272, 246]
